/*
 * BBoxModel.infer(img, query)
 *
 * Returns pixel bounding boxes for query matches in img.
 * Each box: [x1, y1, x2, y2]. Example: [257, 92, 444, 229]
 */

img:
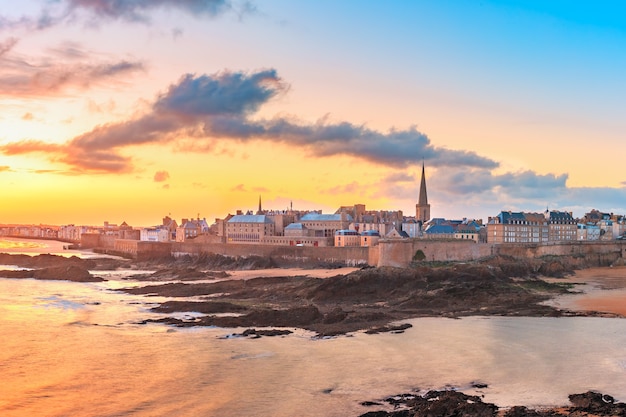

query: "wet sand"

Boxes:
[545, 266, 626, 316]
[224, 267, 360, 280]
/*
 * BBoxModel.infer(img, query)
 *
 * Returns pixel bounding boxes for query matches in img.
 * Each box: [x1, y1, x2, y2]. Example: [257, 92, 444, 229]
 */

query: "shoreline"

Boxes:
[543, 266, 626, 316]
[2, 250, 626, 416]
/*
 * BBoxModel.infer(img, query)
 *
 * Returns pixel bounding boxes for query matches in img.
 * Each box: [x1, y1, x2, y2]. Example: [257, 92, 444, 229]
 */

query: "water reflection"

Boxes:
[2, 241, 626, 416]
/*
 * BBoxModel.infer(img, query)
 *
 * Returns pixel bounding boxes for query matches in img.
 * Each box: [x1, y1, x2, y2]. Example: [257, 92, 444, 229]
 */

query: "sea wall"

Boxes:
[377, 239, 626, 268]
[171, 242, 370, 267]
[377, 239, 494, 267]
[85, 232, 625, 268]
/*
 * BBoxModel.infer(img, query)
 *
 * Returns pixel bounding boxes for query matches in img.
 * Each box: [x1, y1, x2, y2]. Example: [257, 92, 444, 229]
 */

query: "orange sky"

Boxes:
[1, 1, 625, 226]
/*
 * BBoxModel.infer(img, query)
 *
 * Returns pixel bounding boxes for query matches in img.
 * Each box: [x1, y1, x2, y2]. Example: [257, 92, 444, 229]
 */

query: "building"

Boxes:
[360, 229, 381, 246]
[402, 218, 421, 238]
[415, 161, 431, 224]
[487, 211, 549, 243]
[455, 220, 481, 242]
[547, 210, 577, 241]
[226, 214, 276, 244]
[299, 212, 352, 238]
[140, 227, 170, 242]
[334, 229, 360, 247]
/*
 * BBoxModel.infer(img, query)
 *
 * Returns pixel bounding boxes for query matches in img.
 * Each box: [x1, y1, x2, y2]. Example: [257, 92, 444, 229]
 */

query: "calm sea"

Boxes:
[1, 238, 626, 416]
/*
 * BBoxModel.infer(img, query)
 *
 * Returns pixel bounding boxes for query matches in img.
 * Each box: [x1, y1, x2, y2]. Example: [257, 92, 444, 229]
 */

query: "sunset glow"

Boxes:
[1, 1, 625, 226]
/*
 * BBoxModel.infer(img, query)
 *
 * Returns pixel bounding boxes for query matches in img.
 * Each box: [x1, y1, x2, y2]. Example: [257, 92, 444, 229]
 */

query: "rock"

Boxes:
[501, 406, 545, 416]
[568, 391, 626, 415]
[365, 323, 413, 334]
[241, 328, 292, 337]
[33, 265, 103, 282]
[0, 265, 102, 282]
[359, 390, 498, 417]
[323, 307, 348, 324]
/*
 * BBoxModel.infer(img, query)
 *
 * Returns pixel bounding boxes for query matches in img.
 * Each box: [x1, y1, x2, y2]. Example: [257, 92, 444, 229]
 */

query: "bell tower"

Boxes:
[416, 161, 430, 223]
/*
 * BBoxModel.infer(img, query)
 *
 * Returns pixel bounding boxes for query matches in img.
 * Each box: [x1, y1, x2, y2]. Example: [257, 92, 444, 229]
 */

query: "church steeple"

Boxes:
[418, 161, 428, 205]
[416, 161, 431, 223]
[256, 195, 263, 215]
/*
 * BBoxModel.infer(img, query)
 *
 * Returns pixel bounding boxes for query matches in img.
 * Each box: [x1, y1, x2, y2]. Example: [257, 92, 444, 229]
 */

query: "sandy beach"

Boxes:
[224, 267, 360, 280]
[545, 266, 626, 316]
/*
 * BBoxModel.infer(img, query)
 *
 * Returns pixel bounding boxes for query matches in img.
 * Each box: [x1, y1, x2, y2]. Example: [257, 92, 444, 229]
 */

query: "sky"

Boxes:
[0, 0, 625, 227]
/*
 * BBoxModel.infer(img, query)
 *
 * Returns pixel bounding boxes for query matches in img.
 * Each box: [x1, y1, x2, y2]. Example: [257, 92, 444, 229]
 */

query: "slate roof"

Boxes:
[361, 230, 380, 236]
[285, 222, 307, 230]
[424, 224, 456, 234]
[300, 213, 353, 222]
[227, 215, 273, 224]
[549, 210, 575, 223]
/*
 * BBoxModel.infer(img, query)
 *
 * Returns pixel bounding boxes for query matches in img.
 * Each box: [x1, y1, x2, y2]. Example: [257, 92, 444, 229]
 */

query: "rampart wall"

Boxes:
[377, 239, 494, 267]
[377, 239, 626, 267]
[84, 233, 625, 268]
[172, 242, 370, 267]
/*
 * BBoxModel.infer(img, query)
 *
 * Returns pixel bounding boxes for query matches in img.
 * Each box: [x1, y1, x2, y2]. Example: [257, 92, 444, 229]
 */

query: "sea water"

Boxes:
[1, 239, 626, 416]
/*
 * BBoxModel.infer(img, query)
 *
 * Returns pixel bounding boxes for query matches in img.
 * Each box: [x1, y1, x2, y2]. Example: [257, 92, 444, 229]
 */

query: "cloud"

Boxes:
[0, 69, 499, 173]
[64, 0, 233, 22]
[153, 170, 170, 182]
[0, 40, 144, 97]
[0, 0, 237, 31]
[431, 168, 568, 198]
[21, 112, 34, 120]
[322, 181, 367, 197]
[0, 165, 11, 172]
[1, 140, 63, 155]
[0, 37, 18, 56]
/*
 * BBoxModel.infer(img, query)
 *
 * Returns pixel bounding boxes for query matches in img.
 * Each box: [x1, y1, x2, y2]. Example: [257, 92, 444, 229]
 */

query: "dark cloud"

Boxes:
[0, 41, 144, 97]
[0, 69, 500, 174]
[153, 170, 170, 182]
[154, 70, 284, 117]
[430, 168, 568, 198]
[65, 0, 232, 22]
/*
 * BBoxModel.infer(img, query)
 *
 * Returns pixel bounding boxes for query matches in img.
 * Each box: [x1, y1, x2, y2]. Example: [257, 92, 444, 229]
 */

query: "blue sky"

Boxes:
[0, 0, 625, 225]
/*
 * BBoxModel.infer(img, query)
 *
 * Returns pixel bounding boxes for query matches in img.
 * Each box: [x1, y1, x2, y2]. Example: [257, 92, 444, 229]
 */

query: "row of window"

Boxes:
[227, 233, 260, 241]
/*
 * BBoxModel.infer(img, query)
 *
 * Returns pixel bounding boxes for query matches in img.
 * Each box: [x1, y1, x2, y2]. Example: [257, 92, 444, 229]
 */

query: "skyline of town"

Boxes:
[1, 2, 626, 226]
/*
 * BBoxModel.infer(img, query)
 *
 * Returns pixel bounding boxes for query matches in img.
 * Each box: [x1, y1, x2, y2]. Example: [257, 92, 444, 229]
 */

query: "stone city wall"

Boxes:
[377, 239, 494, 267]
[172, 241, 371, 267]
[86, 233, 625, 268]
[495, 241, 625, 266]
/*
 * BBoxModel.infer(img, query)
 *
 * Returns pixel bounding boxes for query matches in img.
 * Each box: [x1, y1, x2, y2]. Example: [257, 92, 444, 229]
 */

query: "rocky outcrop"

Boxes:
[125, 262, 577, 336]
[359, 390, 626, 417]
[129, 267, 230, 281]
[0, 265, 103, 282]
[0, 253, 127, 270]
[360, 390, 497, 417]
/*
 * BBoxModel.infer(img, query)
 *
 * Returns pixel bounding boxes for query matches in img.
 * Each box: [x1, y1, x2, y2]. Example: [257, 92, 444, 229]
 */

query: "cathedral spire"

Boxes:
[256, 195, 262, 215]
[416, 160, 431, 223]
[418, 160, 428, 205]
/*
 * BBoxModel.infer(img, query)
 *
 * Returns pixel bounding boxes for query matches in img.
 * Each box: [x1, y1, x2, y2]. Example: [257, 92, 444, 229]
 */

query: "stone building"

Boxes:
[546, 210, 577, 241]
[299, 212, 352, 238]
[487, 211, 549, 243]
[226, 214, 276, 244]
